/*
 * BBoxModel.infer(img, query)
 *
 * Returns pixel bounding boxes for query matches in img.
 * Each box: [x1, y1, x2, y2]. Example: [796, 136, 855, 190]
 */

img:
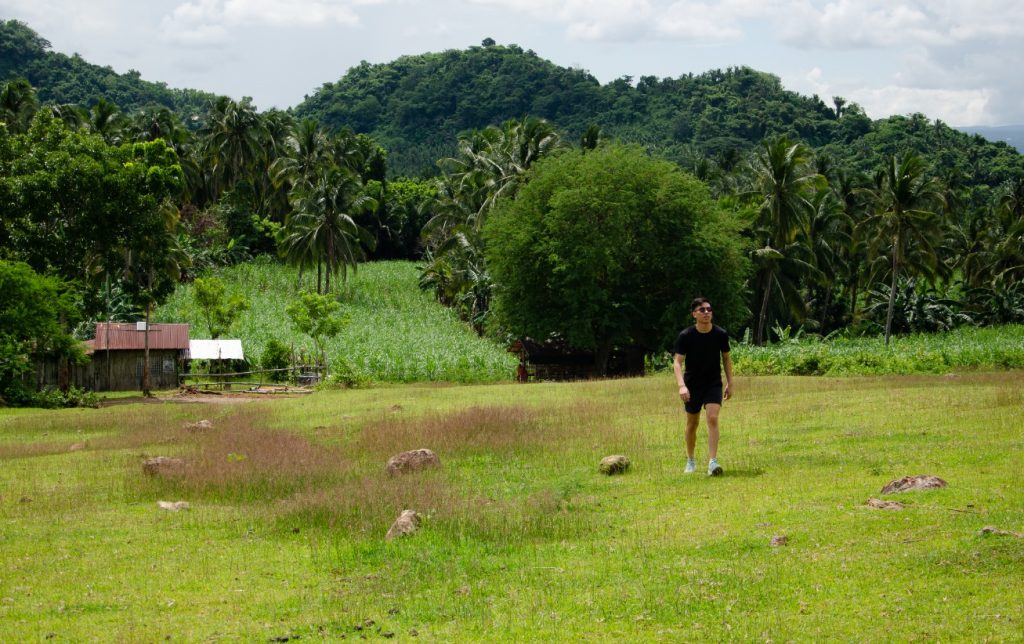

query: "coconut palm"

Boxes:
[420, 117, 564, 329]
[857, 153, 945, 345]
[0, 78, 37, 133]
[86, 98, 125, 144]
[199, 97, 269, 199]
[282, 165, 377, 293]
[744, 136, 825, 344]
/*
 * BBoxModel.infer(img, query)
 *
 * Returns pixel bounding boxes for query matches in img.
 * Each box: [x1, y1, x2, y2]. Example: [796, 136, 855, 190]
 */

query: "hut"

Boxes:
[85, 322, 191, 391]
[508, 337, 646, 381]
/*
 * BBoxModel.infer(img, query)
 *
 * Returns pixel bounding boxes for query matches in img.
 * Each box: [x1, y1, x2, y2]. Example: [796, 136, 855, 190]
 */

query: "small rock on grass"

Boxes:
[385, 510, 421, 540]
[157, 501, 191, 511]
[770, 535, 788, 547]
[143, 456, 184, 475]
[880, 475, 947, 494]
[184, 419, 213, 432]
[385, 449, 439, 476]
[865, 498, 905, 510]
[980, 526, 1024, 538]
[599, 455, 630, 475]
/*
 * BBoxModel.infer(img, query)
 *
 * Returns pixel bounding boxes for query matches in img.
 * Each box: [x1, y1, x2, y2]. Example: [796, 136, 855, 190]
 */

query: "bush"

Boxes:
[28, 386, 99, 409]
[260, 338, 292, 382]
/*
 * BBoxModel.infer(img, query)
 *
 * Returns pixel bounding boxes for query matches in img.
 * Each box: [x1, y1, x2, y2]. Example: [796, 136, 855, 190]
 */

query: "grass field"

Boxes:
[2, 371, 1022, 640]
[154, 259, 517, 384]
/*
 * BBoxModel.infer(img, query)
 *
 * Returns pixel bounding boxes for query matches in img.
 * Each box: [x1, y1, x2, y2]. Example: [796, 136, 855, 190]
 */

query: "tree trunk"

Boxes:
[106, 289, 112, 392]
[756, 271, 772, 346]
[143, 269, 153, 397]
[143, 302, 152, 396]
[884, 240, 899, 347]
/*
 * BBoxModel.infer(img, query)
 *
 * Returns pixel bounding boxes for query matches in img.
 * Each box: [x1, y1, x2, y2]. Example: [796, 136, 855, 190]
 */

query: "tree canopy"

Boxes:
[0, 261, 83, 404]
[484, 144, 749, 374]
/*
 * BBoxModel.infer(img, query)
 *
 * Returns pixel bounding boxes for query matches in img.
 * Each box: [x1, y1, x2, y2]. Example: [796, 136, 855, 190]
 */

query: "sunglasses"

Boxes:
[695, 306, 712, 313]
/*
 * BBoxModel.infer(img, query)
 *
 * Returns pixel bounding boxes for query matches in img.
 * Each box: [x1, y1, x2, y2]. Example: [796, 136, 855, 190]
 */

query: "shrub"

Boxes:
[260, 338, 292, 382]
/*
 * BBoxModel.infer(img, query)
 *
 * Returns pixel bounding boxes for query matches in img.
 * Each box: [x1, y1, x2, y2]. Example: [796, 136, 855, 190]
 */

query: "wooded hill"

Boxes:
[0, 20, 215, 120]
[293, 40, 1024, 185]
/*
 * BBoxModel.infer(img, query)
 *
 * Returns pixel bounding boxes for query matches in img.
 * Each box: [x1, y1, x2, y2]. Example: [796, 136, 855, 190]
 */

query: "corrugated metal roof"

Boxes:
[91, 323, 190, 350]
[189, 339, 245, 361]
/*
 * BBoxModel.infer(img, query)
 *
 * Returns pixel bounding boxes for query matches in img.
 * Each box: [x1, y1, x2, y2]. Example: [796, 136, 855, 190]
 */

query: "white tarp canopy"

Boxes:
[189, 339, 245, 361]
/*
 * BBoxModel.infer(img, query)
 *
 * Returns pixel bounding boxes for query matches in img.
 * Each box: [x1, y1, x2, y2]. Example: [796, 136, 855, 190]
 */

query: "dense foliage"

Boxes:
[485, 144, 748, 373]
[0, 261, 83, 405]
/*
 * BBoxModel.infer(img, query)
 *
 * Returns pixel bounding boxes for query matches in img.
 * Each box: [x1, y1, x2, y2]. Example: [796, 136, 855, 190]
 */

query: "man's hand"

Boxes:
[723, 382, 732, 401]
[679, 385, 690, 402]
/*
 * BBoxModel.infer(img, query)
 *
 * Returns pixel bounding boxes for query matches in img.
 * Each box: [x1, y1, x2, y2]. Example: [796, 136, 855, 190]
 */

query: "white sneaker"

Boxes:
[684, 458, 696, 474]
[708, 459, 723, 476]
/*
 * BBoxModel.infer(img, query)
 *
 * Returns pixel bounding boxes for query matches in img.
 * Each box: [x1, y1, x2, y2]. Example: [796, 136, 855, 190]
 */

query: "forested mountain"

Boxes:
[295, 39, 1023, 184]
[0, 20, 215, 119]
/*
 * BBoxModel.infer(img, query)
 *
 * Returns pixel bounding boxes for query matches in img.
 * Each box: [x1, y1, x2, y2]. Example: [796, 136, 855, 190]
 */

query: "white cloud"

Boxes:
[160, 0, 370, 46]
[856, 85, 992, 126]
[779, 0, 1024, 51]
[467, 0, 754, 43]
[790, 65, 994, 125]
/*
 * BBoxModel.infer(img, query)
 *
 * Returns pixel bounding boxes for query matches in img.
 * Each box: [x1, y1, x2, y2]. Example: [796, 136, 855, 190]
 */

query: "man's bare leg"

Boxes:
[685, 412, 700, 459]
[705, 403, 721, 460]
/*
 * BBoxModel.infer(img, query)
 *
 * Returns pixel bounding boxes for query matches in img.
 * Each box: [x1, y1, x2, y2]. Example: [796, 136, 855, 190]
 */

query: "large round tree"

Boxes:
[484, 144, 749, 375]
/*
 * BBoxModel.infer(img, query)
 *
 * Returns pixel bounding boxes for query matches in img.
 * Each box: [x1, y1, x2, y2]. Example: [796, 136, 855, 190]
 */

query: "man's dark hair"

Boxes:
[690, 297, 711, 312]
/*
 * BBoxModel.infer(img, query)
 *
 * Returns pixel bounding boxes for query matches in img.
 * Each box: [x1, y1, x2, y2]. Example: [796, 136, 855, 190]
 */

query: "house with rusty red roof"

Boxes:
[85, 322, 191, 391]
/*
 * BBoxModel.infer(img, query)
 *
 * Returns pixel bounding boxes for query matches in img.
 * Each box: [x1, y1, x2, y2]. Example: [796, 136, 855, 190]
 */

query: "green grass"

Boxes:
[732, 324, 1024, 375]
[2, 372, 1022, 640]
[154, 258, 517, 384]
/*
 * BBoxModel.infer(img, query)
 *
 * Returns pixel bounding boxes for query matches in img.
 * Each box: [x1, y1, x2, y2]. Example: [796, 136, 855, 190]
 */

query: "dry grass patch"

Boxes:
[138, 408, 349, 503]
[354, 402, 615, 460]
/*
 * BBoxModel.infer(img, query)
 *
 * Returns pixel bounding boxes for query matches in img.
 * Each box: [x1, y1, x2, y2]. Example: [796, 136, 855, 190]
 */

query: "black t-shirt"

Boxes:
[672, 325, 730, 388]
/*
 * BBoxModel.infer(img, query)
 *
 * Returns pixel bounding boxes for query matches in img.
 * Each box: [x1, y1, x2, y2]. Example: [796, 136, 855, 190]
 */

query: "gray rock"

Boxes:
[386, 449, 440, 475]
[385, 509, 421, 541]
[599, 454, 630, 475]
[184, 419, 213, 432]
[143, 456, 184, 475]
[880, 475, 947, 494]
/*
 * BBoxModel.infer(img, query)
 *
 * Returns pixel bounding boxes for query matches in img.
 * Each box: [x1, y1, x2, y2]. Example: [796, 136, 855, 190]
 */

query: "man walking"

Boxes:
[673, 297, 734, 476]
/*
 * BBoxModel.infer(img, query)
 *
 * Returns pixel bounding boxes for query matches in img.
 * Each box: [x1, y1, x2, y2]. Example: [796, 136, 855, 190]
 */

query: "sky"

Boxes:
[2, 0, 1022, 127]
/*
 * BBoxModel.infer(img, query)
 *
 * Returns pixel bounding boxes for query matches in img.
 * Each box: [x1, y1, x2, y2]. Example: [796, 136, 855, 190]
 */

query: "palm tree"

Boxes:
[857, 153, 945, 345]
[420, 117, 564, 329]
[199, 97, 269, 199]
[270, 117, 331, 193]
[282, 166, 376, 293]
[0, 78, 37, 133]
[829, 168, 871, 321]
[87, 98, 125, 144]
[804, 186, 851, 332]
[48, 103, 87, 130]
[744, 136, 825, 344]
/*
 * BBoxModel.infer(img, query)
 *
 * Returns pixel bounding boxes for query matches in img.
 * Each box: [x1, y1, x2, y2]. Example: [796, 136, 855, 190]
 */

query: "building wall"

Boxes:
[34, 350, 182, 392]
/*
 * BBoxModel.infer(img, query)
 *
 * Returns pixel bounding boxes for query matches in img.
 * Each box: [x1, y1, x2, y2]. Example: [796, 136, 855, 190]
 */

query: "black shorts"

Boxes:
[684, 383, 723, 414]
